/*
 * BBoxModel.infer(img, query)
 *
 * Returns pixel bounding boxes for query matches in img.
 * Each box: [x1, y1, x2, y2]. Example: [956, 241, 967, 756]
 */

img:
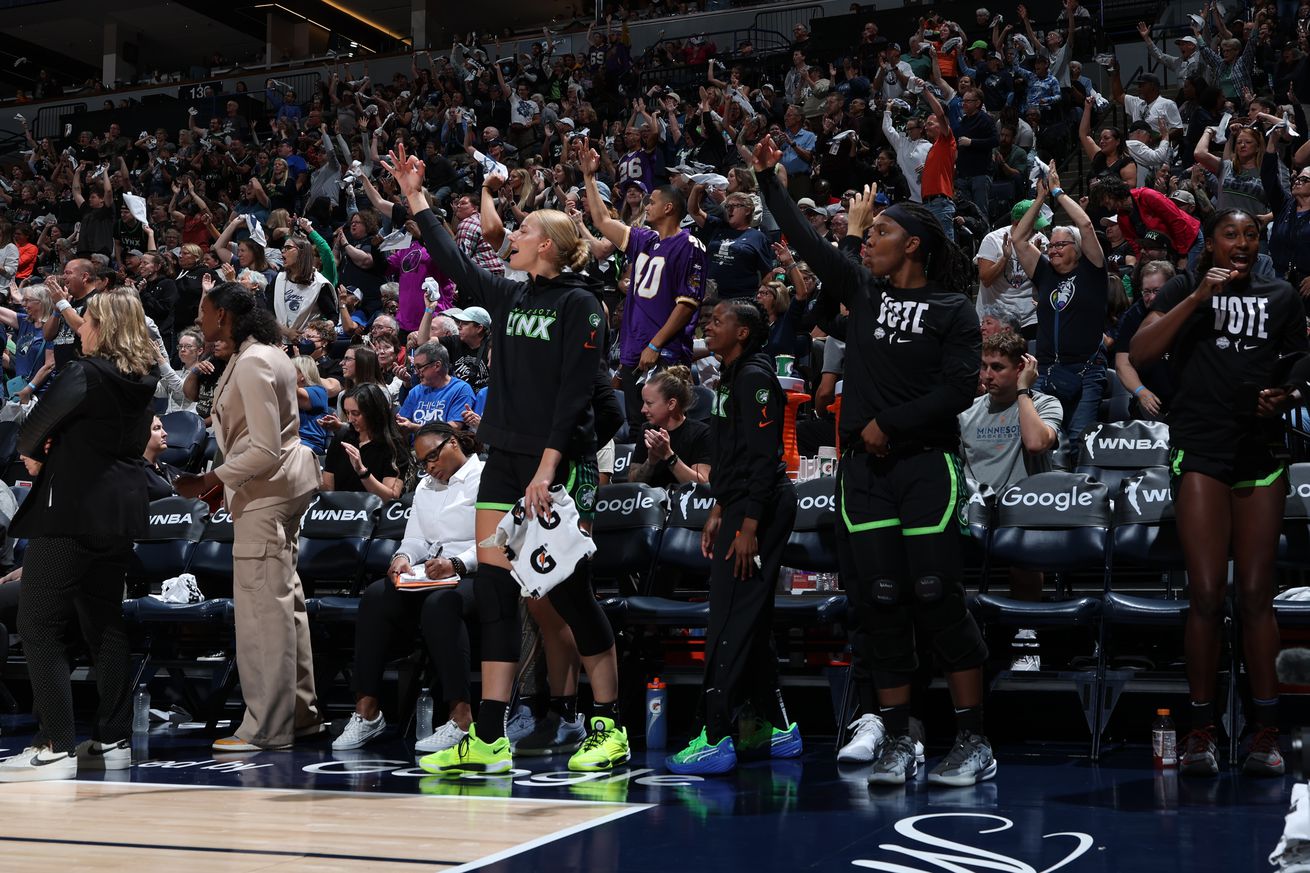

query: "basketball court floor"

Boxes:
[0, 717, 1291, 871]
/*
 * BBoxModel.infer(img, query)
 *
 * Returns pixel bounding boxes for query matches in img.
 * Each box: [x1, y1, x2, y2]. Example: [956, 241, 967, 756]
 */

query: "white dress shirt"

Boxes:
[394, 454, 483, 573]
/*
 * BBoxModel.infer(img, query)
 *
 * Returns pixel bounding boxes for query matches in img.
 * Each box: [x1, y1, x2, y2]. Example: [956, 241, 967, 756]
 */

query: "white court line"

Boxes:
[104, 777, 641, 807]
[443, 802, 653, 873]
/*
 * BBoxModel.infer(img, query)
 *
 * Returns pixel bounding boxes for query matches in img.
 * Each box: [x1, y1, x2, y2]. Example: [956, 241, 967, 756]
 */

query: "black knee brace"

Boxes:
[867, 600, 918, 678]
[873, 577, 901, 606]
[475, 565, 522, 663]
[545, 563, 614, 657]
[915, 575, 944, 603]
[919, 591, 988, 672]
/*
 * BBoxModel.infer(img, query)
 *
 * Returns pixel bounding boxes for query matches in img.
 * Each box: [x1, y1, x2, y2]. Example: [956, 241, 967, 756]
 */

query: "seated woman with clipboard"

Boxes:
[331, 421, 483, 755]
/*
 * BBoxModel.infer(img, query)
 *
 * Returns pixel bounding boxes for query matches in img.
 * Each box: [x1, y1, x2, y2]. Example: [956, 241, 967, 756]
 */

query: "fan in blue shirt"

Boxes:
[397, 341, 476, 433]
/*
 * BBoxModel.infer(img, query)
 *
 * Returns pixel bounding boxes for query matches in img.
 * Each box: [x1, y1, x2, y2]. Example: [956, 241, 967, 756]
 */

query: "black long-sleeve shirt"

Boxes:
[140, 276, 179, 338]
[759, 170, 980, 451]
[709, 352, 788, 520]
[413, 208, 602, 459]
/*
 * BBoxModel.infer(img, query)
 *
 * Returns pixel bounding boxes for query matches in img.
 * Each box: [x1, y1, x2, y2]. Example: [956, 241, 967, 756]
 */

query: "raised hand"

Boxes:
[751, 135, 783, 172]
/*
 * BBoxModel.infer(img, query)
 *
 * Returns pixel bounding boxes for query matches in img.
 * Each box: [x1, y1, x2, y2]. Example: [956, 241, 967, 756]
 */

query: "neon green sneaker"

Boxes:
[419, 724, 511, 774]
[567, 716, 630, 772]
[665, 728, 737, 775]
[737, 715, 804, 760]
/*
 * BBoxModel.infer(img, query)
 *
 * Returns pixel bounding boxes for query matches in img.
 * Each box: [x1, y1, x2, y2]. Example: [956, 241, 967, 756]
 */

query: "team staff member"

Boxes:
[385, 144, 629, 775]
[1130, 208, 1305, 778]
[666, 300, 801, 775]
[176, 283, 324, 752]
[626, 367, 711, 488]
[0, 291, 159, 782]
[581, 144, 707, 431]
[756, 137, 994, 788]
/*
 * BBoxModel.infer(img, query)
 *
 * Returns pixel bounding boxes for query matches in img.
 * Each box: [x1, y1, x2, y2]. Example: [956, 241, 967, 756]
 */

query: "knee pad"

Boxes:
[927, 605, 988, 672]
[915, 575, 944, 604]
[475, 565, 522, 663]
[867, 604, 917, 675]
[873, 577, 901, 606]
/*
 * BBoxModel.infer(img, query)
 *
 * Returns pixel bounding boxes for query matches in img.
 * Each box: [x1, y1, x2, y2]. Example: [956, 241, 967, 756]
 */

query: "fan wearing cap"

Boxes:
[755, 136, 995, 787]
[1108, 66, 1184, 133]
[1123, 118, 1175, 187]
[438, 305, 492, 392]
[581, 140, 705, 428]
[1137, 22, 1209, 85]
[976, 200, 1050, 339]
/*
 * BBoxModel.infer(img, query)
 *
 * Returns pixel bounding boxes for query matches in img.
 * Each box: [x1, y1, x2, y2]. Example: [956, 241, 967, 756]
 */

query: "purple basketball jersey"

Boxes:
[620, 225, 707, 366]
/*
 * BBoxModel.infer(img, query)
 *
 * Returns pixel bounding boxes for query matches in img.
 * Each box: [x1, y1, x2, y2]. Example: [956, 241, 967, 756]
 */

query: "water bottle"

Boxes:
[132, 684, 151, 734]
[1152, 708, 1177, 769]
[416, 689, 434, 739]
[645, 677, 668, 748]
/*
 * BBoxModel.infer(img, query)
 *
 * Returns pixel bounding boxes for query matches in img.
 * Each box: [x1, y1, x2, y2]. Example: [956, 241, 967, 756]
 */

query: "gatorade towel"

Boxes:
[480, 486, 596, 598]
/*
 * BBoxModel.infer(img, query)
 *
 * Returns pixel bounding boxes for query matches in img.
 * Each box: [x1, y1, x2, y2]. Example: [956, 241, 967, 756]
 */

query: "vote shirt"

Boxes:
[1151, 272, 1307, 456]
[620, 225, 707, 366]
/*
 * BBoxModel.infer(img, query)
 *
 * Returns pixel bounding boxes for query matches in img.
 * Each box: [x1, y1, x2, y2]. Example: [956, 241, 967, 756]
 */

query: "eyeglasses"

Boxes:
[1294, 176, 1310, 186]
[420, 435, 454, 465]
[281, 244, 296, 251]
[1048, 241, 1076, 250]
[409, 359, 439, 373]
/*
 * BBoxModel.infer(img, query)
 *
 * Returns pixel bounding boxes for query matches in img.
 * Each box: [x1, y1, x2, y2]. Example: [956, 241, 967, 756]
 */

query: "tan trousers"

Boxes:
[231, 492, 320, 746]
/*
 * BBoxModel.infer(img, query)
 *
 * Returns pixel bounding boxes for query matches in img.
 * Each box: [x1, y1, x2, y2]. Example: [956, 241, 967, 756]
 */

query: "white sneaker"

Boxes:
[1010, 654, 1042, 672]
[837, 713, 887, 763]
[331, 712, 387, 751]
[415, 719, 468, 754]
[76, 739, 130, 771]
[0, 746, 77, 782]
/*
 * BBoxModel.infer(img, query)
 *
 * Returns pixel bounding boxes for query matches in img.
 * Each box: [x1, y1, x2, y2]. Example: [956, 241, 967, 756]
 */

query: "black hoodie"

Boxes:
[709, 350, 789, 519]
[415, 208, 604, 459]
[11, 356, 160, 540]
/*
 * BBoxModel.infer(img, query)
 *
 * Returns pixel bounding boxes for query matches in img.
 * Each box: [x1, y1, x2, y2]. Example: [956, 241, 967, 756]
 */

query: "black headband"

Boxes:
[881, 203, 940, 257]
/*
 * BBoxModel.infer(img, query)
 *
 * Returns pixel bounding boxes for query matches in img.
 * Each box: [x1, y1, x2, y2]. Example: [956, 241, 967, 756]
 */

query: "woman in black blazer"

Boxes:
[0, 289, 160, 783]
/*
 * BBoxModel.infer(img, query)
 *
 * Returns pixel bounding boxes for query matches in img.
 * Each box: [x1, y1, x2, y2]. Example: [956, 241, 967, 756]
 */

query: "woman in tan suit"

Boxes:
[177, 281, 323, 751]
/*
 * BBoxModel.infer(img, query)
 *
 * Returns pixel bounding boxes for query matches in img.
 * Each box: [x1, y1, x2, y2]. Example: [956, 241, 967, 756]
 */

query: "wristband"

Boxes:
[1051, 187, 1065, 200]
[1133, 385, 1147, 396]
[450, 557, 467, 578]
[664, 452, 679, 469]
[55, 300, 72, 313]
[647, 341, 660, 353]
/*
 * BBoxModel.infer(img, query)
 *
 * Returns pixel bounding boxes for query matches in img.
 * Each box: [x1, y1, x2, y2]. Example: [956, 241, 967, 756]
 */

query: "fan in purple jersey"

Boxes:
[580, 138, 707, 427]
[616, 122, 659, 194]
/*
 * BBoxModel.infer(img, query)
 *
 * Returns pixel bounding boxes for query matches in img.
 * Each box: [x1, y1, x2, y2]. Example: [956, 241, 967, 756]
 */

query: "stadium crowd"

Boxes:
[1, 0, 1309, 795]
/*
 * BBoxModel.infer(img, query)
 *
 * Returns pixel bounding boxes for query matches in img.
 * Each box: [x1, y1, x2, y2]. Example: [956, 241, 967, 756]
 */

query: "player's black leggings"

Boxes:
[700, 488, 797, 743]
[836, 449, 987, 699]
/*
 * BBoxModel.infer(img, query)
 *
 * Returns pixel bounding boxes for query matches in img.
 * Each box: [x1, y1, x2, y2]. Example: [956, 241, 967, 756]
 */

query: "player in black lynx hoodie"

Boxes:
[666, 299, 799, 776]
[755, 136, 992, 788]
[384, 145, 629, 776]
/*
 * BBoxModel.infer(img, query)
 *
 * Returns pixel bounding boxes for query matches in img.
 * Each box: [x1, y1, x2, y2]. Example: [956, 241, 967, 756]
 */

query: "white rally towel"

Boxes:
[480, 486, 596, 598]
[379, 229, 413, 252]
[122, 192, 149, 226]
[244, 214, 267, 247]
[471, 147, 509, 182]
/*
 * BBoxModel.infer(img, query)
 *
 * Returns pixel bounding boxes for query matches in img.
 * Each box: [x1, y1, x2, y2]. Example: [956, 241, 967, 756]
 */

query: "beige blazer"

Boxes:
[212, 338, 321, 518]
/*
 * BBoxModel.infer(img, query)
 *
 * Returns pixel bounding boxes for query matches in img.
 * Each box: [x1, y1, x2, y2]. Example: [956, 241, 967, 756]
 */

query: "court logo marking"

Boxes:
[852, 812, 1095, 873]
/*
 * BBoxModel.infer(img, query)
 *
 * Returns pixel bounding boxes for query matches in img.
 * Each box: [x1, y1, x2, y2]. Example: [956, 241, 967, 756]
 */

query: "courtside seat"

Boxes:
[774, 594, 847, 625]
[973, 472, 1109, 629]
[781, 477, 838, 572]
[363, 493, 413, 580]
[624, 595, 710, 626]
[188, 506, 235, 598]
[307, 595, 361, 622]
[158, 410, 208, 473]
[610, 443, 637, 484]
[127, 496, 210, 592]
[1277, 464, 1310, 627]
[590, 482, 667, 593]
[1075, 420, 1170, 500]
[1106, 467, 1187, 626]
[296, 491, 383, 592]
[123, 597, 233, 623]
[657, 482, 714, 577]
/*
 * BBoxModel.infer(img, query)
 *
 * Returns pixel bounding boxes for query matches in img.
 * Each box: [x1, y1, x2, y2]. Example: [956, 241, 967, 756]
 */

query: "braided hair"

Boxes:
[879, 202, 976, 291]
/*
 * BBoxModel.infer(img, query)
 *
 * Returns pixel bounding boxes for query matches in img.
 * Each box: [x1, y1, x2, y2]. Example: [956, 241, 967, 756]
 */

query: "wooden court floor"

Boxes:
[0, 780, 650, 871]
